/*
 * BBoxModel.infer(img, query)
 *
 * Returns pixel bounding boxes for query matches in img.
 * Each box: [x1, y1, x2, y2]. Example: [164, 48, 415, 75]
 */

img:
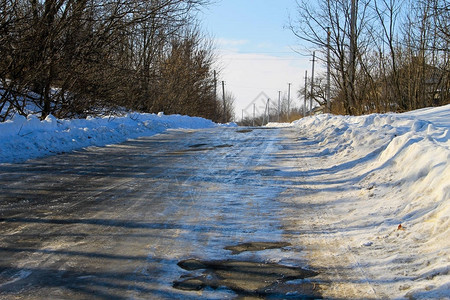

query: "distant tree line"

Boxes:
[0, 0, 233, 122]
[238, 95, 302, 126]
[239, 108, 304, 127]
[291, 0, 449, 115]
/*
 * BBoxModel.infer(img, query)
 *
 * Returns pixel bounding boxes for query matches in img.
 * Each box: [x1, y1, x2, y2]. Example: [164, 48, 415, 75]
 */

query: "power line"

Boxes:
[218, 50, 302, 55]
[219, 57, 308, 61]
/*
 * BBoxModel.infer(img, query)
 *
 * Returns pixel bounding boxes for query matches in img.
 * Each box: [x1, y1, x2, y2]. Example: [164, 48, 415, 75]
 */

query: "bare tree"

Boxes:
[140, 26, 219, 119]
[1, 0, 215, 120]
[290, 0, 374, 115]
[289, 0, 449, 115]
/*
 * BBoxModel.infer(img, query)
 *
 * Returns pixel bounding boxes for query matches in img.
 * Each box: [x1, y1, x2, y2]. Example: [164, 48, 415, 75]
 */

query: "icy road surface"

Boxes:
[4, 123, 442, 299]
[0, 127, 327, 299]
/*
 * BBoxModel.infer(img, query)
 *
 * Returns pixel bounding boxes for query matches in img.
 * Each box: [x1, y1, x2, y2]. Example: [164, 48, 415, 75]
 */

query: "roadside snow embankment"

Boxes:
[0, 113, 220, 163]
[292, 105, 449, 298]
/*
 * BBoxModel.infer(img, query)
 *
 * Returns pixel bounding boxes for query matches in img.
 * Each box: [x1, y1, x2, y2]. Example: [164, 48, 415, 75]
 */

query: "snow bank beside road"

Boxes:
[0, 113, 219, 163]
[291, 104, 449, 298]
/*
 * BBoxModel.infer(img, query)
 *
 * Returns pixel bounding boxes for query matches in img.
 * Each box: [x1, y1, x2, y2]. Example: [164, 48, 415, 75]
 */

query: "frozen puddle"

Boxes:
[173, 242, 321, 299]
[168, 143, 234, 154]
[224, 241, 292, 254]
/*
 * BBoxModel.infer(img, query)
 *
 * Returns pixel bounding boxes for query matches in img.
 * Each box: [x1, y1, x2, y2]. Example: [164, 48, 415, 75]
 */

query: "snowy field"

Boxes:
[0, 105, 449, 298]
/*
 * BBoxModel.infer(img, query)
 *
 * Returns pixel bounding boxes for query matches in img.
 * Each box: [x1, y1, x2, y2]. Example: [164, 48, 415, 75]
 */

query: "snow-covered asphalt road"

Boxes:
[0, 127, 324, 299]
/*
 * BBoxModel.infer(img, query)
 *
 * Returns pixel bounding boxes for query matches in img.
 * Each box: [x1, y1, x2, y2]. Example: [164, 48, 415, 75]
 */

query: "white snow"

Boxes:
[280, 104, 449, 298]
[0, 113, 229, 163]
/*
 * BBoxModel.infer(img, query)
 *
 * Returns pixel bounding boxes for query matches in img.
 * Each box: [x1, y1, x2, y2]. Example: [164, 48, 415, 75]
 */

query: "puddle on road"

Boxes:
[173, 242, 322, 299]
[236, 128, 278, 133]
[188, 143, 209, 148]
[236, 129, 253, 133]
[224, 241, 291, 254]
[215, 144, 233, 148]
[168, 144, 233, 155]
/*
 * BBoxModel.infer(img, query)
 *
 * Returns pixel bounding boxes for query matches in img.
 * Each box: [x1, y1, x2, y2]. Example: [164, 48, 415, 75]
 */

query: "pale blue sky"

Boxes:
[198, 1, 313, 120]
[199, 0, 300, 55]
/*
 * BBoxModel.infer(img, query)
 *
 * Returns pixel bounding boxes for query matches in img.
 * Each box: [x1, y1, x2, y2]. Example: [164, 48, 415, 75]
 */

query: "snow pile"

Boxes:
[0, 113, 220, 163]
[292, 108, 449, 234]
[291, 104, 449, 298]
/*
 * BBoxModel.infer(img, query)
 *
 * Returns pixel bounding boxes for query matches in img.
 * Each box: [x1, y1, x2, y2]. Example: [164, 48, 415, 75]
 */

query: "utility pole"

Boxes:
[253, 103, 255, 126]
[214, 70, 217, 120]
[262, 101, 266, 125]
[266, 98, 270, 124]
[222, 81, 226, 123]
[310, 51, 316, 116]
[242, 109, 244, 123]
[326, 28, 331, 113]
[349, 0, 357, 114]
[278, 91, 281, 122]
[287, 83, 291, 122]
[304, 70, 308, 117]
